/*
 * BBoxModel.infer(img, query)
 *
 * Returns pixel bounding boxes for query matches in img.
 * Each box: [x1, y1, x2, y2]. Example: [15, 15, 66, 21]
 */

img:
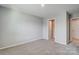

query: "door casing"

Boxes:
[48, 19, 55, 41]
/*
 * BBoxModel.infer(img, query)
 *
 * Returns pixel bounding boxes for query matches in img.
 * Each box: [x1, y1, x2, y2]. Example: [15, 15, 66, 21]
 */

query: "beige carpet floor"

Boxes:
[0, 39, 79, 55]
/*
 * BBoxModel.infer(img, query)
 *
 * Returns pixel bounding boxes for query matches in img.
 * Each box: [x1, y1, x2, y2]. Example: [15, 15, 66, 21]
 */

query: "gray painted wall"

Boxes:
[43, 11, 67, 45]
[72, 12, 79, 18]
[55, 11, 67, 44]
[0, 6, 43, 48]
[43, 18, 48, 40]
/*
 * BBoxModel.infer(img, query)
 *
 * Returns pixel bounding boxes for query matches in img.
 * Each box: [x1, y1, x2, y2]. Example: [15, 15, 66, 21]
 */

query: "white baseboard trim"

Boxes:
[55, 40, 67, 45]
[0, 39, 41, 50]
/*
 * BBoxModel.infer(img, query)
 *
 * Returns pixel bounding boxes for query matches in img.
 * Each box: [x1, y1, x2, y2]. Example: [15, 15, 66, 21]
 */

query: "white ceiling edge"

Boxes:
[0, 4, 79, 19]
[0, 4, 44, 19]
[0, 4, 62, 18]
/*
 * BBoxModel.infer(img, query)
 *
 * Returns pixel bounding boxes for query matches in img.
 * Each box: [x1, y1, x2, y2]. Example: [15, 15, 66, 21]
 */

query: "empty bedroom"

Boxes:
[0, 4, 79, 55]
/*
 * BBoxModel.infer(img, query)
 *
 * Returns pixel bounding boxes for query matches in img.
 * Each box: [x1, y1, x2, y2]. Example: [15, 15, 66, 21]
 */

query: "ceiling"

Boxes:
[1, 4, 79, 18]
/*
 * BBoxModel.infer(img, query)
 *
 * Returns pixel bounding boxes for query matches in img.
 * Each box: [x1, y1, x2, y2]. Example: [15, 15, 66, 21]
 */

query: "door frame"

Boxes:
[70, 17, 79, 43]
[48, 18, 56, 41]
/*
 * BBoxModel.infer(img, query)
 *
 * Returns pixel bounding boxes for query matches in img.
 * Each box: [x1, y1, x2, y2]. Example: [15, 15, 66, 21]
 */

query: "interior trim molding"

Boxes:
[0, 39, 41, 50]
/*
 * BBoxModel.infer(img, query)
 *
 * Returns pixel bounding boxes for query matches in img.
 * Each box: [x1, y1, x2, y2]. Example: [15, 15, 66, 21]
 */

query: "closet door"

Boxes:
[71, 18, 79, 44]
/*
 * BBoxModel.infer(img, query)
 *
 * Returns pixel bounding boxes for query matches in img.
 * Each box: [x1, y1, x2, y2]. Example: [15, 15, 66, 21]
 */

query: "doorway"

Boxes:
[70, 18, 79, 44]
[48, 19, 55, 41]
